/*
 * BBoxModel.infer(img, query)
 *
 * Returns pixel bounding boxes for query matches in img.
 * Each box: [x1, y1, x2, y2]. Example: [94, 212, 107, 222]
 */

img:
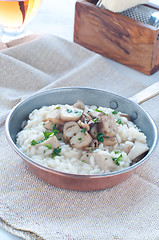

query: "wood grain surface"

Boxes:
[74, 0, 159, 75]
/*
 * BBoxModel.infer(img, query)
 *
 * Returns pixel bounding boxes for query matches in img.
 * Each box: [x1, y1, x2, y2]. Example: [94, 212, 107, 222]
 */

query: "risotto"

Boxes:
[16, 100, 149, 175]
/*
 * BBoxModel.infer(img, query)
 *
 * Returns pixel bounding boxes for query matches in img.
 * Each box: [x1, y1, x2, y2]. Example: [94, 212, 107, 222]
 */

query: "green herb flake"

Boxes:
[81, 160, 85, 162]
[51, 147, 61, 158]
[58, 138, 62, 141]
[94, 109, 108, 115]
[31, 124, 59, 146]
[31, 140, 38, 146]
[116, 119, 123, 125]
[97, 132, 104, 142]
[105, 158, 108, 160]
[81, 128, 87, 135]
[86, 154, 89, 157]
[44, 150, 46, 154]
[78, 137, 82, 141]
[112, 110, 118, 115]
[43, 123, 45, 126]
[112, 154, 123, 166]
[92, 118, 99, 123]
[66, 109, 72, 113]
[115, 151, 119, 154]
[45, 144, 52, 149]
[55, 106, 60, 110]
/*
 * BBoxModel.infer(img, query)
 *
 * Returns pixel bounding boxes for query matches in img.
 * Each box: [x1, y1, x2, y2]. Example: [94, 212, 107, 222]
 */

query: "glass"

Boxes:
[0, 0, 42, 42]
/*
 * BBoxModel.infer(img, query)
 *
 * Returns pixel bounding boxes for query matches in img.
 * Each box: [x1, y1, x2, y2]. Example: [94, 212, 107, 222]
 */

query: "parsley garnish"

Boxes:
[116, 119, 123, 125]
[45, 144, 52, 149]
[81, 160, 85, 162]
[81, 128, 87, 135]
[31, 124, 59, 146]
[94, 109, 108, 115]
[112, 110, 118, 115]
[66, 109, 72, 113]
[112, 154, 122, 166]
[55, 106, 60, 110]
[31, 140, 38, 146]
[92, 118, 99, 123]
[115, 151, 119, 154]
[78, 137, 82, 141]
[97, 132, 104, 142]
[51, 147, 61, 158]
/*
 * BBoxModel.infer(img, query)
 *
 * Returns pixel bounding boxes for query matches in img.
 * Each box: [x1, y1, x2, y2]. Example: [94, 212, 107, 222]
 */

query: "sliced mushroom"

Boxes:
[83, 112, 92, 122]
[78, 120, 90, 132]
[128, 140, 149, 161]
[120, 141, 134, 154]
[97, 114, 118, 137]
[60, 105, 83, 122]
[87, 109, 100, 119]
[43, 121, 55, 131]
[70, 131, 92, 149]
[103, 137, 117, 146]
[90, 139, 98, 148]
[43, 109, 65, 125]
[37, 135, 59, 149]
[73, 100, 85, 110]
[89, 124, 98, 139]
[80, 152, 117, 171]
[63, 121, 80, 141]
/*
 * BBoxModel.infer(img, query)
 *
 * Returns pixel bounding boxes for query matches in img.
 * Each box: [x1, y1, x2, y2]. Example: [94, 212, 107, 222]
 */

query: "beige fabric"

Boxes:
[0, 35, 159, 240]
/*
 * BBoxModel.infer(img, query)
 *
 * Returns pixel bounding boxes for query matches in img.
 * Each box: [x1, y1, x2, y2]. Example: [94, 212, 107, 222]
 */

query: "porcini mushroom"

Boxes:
[98, 114, 118, 137]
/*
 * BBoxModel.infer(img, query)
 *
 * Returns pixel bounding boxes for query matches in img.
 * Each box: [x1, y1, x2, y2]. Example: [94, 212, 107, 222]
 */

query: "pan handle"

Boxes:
[129, 81, 159, 104]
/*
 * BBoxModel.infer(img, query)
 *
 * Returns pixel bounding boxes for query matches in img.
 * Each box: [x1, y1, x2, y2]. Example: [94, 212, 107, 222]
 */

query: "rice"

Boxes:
[16, 103, 148, 175]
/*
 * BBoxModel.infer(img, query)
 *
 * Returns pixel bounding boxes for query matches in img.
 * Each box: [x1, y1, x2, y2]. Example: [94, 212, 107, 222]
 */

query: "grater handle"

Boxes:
[129, 81, 159, 104]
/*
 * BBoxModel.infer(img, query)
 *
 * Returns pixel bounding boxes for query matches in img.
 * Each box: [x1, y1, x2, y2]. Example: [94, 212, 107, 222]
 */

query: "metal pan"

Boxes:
[5, 84, 159, 191]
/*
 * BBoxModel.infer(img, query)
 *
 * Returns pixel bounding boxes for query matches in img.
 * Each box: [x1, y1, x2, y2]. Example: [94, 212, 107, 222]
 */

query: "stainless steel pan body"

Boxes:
[5, 87, 158, 191]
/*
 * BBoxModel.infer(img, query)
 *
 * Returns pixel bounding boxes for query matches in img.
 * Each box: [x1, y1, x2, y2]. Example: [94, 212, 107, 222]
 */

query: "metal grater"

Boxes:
[96, 1, 159, 28]
[120, 5, 158, 25]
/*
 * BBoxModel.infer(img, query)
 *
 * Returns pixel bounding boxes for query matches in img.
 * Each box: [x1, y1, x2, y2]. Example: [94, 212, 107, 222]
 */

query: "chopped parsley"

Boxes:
[114, 150, 119, 154]
[45, 144, 52, 149]
[97, 132, 104, 142]
[105, 158, 108, 160]
[52, 124, 59, 135]
[81, 128, 87, 135]
[31, 140, 38, 146]
[116, 119, 123, 125]
[112, 110, 118, 115]
[74, 110, 83, 117]
[66, 109, 72, 113]
[51, 147, 61, 158]
[55, 106, 60, 110]
[94, 109, 108, 115]
[43, 123, 45, 125]
[81, 160, 85, 162]
[31, 124, 59, 146]
[78, 137, 82, 141]
[112, 154, 123, 166]
[92, 118, 99, 123]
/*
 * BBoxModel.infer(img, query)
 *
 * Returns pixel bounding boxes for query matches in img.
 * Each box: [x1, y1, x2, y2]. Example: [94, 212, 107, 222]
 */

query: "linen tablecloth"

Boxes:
[0, 35, 159, 240]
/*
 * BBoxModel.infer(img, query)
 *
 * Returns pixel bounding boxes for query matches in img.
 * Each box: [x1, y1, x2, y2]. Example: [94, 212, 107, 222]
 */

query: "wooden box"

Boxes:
[74, 0, 159, 75]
